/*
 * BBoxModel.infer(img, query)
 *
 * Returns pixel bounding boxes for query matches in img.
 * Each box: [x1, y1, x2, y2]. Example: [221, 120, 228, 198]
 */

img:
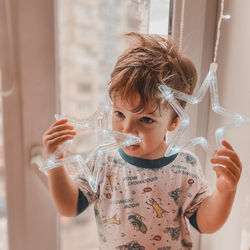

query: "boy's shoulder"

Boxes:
[103, 149, 126, 165]
[175, 149, 208, 181]
[175, 149, 200, 167]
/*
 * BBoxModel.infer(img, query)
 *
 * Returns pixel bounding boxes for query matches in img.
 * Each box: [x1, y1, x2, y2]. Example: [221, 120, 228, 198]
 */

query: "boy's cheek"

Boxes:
[112, 122, 124, 134]
[112, 119, 119, 130]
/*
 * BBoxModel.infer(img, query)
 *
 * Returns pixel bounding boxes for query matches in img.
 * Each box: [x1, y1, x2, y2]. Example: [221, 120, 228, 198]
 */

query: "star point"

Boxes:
[159, 62, 250, 157]
[41, 103, 141, 192]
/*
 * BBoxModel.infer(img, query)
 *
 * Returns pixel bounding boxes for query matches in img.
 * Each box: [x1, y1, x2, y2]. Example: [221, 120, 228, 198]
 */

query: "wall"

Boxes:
[201, 0, 250, 249]
[172, 0, 218, 249]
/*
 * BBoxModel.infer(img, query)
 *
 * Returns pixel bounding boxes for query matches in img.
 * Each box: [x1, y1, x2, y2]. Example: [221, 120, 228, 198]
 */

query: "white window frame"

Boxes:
[1, 0, 59, 249]
[171, 0, 218, 249]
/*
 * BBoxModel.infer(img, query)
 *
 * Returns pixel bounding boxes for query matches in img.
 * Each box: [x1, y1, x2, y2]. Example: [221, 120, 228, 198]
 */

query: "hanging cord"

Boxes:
[179, 0, 186, 50]
[213, 0, 231, 63]
[179, 0, 230, 61]
[0, 0, 16, 97]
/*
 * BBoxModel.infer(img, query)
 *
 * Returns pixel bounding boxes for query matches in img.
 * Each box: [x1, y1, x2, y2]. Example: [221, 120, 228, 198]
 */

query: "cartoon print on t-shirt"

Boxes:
[104, 214, 121, 225]
[184, 153, 197, 166]
[128, 213, 148, 234]
[105, 192, 112, 199]
[169, 188, 182, 204]
[98, 231, 107, 243]
[106, 172, 115, 191]
[157, 246, 171, 250]
[146, 198, 168, 218]
[76, 150, 210, 248]
[116, 240, 145, 250]
[142, 186, 152, 193]
[163, 227, 180, 241]
[187, 178, 194, 185]
[150, 235, 162, 241]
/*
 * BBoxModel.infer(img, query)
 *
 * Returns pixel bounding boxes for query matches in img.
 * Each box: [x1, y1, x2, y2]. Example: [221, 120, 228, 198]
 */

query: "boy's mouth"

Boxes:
[124, 144, 140, 151]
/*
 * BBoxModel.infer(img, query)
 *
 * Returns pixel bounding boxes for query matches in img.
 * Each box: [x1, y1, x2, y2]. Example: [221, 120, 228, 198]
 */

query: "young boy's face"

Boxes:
[112, 93, 179, 159]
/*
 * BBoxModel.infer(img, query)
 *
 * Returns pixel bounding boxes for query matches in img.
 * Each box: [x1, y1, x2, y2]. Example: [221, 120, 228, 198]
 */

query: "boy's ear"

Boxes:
[168, 116, 180, 131]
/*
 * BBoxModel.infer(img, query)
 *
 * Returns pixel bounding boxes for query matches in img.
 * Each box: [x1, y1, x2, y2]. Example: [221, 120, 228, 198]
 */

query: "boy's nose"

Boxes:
[122, 120, 136, 135]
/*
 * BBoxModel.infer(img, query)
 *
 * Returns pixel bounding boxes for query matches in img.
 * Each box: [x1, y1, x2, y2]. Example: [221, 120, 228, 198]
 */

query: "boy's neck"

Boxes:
[118, 145, 179, 169]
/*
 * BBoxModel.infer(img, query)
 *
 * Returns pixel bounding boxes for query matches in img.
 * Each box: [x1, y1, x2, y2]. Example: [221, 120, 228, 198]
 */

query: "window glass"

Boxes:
[0, 0, 10, 248]
[0, 95, 7, 250]
[149, 0, 171, 35]
[56, 0, 170, 249]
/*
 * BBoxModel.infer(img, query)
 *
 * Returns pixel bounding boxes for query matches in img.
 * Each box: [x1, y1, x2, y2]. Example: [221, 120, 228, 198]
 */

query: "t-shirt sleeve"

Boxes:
[77, 189, 89, 215]
[184, 177, 211, 218]
[73, 157, 101, 215]
[185, 180, 210, 232]
[188, 210, 199, 232]
[183, 152, 211, 231]
[74, 175, 99, 215]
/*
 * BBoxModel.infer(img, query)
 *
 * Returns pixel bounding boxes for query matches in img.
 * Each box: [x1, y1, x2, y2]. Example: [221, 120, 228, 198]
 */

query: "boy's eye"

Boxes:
[114, 111, 125, 118]
[140, 117, 154, 124]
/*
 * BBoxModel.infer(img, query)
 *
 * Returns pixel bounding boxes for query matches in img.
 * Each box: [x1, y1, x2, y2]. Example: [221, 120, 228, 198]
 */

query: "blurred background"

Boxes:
[0, 0, 250, 250]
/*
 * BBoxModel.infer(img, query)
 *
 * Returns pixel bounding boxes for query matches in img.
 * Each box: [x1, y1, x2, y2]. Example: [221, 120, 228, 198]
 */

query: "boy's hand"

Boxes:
[43, 119, 76, 157]
[210, 140, 242, 195]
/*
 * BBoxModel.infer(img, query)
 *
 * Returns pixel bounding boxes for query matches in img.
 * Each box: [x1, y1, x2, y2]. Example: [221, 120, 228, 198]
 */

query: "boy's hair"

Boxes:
[109, 32, 197, 118]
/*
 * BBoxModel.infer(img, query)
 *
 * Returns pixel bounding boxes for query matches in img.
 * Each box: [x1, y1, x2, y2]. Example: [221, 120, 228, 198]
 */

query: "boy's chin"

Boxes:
[122, 145, 155, 159]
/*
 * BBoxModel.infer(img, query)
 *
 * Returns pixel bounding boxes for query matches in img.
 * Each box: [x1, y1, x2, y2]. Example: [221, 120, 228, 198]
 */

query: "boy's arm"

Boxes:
[48, 167, 79, 217]
[196, 189, 236, 233]
[196, 140, 242, 233]
[43, 119, 79, 217]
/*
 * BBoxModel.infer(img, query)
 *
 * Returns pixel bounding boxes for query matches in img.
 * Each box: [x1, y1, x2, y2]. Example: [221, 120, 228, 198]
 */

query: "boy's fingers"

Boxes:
[221, 140, 234, 151]
[211, 157, 240, 178]
[45, 130, 76, 141]
[215, 148, 241, 170]
[49, 119, 68, 129]
[47, 135, 75, 148]
[213, 165, 236, 182]
[46, 124, 74, 136]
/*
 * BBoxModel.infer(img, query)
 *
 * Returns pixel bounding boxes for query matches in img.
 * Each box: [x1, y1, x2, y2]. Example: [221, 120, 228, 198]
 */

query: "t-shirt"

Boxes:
[75, 148, 211, 250]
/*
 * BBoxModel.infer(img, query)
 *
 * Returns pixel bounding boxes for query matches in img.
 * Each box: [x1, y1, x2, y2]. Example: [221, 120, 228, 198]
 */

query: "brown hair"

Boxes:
[109, 32, 197, 117]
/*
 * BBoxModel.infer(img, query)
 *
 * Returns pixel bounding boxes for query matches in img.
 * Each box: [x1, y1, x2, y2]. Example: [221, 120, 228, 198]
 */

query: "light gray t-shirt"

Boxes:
[75, 149, 211, 250]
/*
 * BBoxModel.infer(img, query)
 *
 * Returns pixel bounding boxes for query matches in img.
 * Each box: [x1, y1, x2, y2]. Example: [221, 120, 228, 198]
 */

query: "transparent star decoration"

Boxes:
[159, 62, 250, 157]
[40, 62, 250, 193]
[41, 3, 250, 193]
[40, 101, 141, 192]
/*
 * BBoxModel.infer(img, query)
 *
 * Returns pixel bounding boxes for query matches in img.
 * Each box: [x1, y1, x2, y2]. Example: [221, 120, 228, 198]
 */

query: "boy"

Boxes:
[43, 32, 242, 249]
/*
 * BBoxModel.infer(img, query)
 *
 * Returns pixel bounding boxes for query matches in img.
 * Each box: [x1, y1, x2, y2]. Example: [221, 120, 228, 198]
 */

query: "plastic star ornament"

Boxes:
[159, 62, 250, 157]
[40, 101, 141, 192]
[159, 0, 250, 157]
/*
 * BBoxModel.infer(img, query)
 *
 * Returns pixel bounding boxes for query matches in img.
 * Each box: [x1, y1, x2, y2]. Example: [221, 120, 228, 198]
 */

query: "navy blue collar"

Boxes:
[118, 148, 178, 169]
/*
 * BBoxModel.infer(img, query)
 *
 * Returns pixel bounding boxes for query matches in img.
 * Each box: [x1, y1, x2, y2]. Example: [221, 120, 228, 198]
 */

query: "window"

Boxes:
[0, 0, 11, 248]
[56, 0, 171, 249]
[0, 96, 7, 250]
[3, 0, 245, 250]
